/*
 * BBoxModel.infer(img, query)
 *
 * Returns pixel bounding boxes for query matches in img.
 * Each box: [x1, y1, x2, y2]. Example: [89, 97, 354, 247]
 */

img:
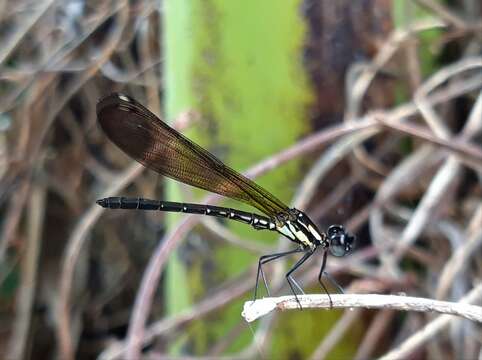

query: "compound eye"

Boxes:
[327, 226, 355, 257]
[329, 234, 348, 257]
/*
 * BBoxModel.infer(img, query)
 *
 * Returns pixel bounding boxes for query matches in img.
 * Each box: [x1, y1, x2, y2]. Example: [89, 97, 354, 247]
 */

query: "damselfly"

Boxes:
[96, 93, 355, 307]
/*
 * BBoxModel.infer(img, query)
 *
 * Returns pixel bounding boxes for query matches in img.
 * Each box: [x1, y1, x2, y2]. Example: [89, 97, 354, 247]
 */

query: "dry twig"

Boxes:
[241, 294, 482, 323]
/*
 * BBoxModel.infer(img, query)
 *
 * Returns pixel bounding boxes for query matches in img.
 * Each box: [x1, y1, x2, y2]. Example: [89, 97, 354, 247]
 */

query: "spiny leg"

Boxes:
[253, 248, 304, 301]
[286, 250, 314, 309]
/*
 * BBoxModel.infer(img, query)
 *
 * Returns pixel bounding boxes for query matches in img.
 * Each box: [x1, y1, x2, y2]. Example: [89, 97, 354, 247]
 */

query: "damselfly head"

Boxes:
[327, 225, 355, 257]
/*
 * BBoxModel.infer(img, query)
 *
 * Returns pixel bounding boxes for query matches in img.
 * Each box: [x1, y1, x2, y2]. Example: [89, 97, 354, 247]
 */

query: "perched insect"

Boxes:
[96, 93, 355, 307]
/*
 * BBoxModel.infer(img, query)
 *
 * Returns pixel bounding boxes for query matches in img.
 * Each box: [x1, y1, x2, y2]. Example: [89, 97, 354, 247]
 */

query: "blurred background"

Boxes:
[0, 0, 481, 359]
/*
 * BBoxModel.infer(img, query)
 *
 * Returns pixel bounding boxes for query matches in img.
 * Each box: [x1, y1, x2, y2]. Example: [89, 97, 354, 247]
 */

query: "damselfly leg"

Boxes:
[317, 250, 344, 308]
[286, 250, 315, 309]
[253, 248, 305, 300]
[318, 250, 332, 307]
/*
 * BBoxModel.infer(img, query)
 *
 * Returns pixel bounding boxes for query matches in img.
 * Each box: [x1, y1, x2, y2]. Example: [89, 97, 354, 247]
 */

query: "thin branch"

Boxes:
[7, 182, 45, 359]
[414, 0, 471, 30]
[377, 116, 482, 166]
[241, 294, 482, 323]
[379, 282, 482, 359]
[436, 206, 482, 299]
[0, 0, 56, 65]
[414, 57, 482, 139]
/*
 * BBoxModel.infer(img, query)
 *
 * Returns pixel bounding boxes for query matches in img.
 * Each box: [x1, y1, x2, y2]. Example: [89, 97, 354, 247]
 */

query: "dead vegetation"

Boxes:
[0, 1, 481, 359]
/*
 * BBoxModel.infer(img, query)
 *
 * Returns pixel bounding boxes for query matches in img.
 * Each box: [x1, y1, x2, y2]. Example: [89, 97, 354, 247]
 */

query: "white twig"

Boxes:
[241, 294, 482, 323]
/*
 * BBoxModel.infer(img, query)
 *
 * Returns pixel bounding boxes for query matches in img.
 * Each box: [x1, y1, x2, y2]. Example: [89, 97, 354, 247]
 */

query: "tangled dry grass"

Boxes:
[0, 1, 481, 359]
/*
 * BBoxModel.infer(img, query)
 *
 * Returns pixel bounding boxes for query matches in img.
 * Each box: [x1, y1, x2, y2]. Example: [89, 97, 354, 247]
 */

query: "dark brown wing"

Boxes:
[96, 93, 289, 217]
